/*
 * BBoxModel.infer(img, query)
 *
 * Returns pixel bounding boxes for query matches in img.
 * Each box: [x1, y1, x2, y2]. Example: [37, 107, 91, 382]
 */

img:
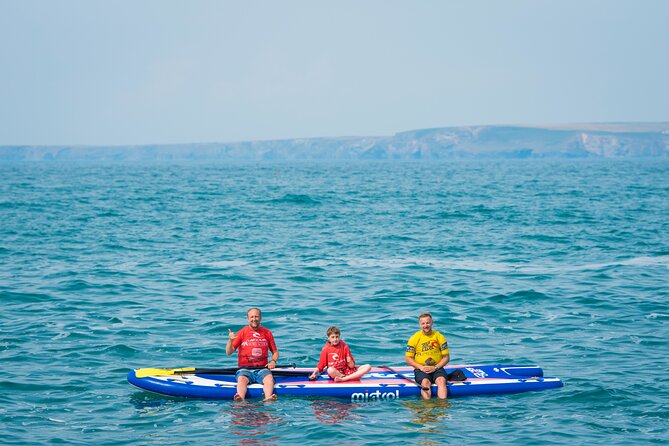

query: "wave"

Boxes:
[186, 255, 669, 274]
[258, 193, 322, 206]
[0, 291, 56, 302]
[101, 344, 141, 355]
[203, 260, 249, 268]
[489, 289, 550, 302]
[347, 255, 669, 273]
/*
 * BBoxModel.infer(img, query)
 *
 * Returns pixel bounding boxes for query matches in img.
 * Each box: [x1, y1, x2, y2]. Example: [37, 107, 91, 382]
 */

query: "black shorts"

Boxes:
[414, 367, 448, 385]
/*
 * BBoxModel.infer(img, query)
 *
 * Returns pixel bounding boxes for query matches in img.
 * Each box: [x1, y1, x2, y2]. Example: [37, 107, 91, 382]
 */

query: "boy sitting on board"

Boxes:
[309, 326, 372, 382]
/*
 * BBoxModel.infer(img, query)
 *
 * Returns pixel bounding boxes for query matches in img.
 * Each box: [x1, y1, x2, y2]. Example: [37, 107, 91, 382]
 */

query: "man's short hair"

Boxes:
[247, 307, 262, 316]
[418, 312, 432, 320]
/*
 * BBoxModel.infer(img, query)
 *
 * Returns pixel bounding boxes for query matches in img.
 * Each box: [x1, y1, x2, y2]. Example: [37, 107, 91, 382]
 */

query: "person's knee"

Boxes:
[237, 376, 250, 385]
[262, 374, 274, 385]
[435, 376, 446, 386]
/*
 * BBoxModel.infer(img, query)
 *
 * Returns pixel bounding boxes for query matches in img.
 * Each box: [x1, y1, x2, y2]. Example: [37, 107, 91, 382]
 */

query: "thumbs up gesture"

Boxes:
[226, 329, 237, 355]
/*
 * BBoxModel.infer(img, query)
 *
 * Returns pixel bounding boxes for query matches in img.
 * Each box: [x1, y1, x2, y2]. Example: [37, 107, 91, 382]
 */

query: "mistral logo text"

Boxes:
[350, 390, 400, 401]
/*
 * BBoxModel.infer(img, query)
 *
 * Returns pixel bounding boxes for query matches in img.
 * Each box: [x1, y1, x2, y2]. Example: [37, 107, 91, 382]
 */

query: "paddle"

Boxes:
[135, 363, 306, 378]
[381, 365, 430, 391]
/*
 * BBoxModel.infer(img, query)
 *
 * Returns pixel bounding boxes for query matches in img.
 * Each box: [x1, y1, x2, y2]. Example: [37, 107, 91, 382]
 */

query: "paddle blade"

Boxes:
[135, 367, 196, 378]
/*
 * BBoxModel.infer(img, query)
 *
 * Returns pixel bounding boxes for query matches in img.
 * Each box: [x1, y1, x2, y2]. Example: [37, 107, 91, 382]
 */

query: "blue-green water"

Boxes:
[1, 160, 668, 445]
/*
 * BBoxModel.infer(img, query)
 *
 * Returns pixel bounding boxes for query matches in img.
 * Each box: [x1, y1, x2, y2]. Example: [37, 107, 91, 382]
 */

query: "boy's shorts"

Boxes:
[235, 368, 272, 384]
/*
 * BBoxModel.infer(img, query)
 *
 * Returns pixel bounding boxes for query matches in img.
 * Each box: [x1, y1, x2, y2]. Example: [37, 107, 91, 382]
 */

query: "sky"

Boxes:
[1, 0, 668, 146]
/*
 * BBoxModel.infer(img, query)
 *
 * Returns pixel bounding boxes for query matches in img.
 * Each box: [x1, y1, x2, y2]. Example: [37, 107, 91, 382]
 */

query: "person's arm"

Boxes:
[405, 335, 434, 372]
[267, 348, 279, 369]
[434, 353, 450, 370]
[434, 334, 450, 370]
[309, 346, 327, 379]
[345, 344, 355, 368]
[309, 367, 321, 380]
[226, 328, 237, 355]
[267, 333, 279, 369]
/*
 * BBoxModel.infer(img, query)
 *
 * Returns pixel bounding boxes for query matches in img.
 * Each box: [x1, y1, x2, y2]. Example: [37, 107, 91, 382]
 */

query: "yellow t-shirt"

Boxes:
[405, 330, 449, 366]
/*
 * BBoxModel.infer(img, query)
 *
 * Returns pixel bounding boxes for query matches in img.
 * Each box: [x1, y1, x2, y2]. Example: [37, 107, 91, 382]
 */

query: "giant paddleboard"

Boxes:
[128, 364, 563, 400]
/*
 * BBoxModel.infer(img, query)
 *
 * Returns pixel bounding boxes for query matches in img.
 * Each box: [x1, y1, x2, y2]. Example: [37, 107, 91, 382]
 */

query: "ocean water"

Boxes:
[1, 160, 668, 445]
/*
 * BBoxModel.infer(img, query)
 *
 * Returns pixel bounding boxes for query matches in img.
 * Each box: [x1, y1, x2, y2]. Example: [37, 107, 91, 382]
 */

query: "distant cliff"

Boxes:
[2, 123, 668, 162]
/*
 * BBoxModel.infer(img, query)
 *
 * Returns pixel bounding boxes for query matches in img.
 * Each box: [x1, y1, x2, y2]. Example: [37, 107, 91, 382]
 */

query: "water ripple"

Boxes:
[0, 160, 667, 445]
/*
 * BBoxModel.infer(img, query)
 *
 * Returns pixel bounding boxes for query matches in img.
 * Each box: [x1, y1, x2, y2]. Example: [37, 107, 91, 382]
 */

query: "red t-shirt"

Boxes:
[316, 340, 355, 373]
[232, 325, 277, 367]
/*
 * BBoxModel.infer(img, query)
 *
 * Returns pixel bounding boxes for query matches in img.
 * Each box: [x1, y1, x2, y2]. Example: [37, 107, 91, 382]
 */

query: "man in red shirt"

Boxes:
[226, 308, 279, 401]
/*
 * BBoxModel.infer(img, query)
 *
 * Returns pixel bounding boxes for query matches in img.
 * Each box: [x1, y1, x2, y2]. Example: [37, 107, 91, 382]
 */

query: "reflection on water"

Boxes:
[129, 392, 183, 416]
[130, 392, 285, 444]
[226, 400, 283, 443]
[402, 399, 451, 435]
[311, 399, 362, 425]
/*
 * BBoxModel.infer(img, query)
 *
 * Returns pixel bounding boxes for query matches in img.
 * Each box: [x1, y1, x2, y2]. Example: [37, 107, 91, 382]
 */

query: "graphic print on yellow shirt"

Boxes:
[405, 331, 449, 366]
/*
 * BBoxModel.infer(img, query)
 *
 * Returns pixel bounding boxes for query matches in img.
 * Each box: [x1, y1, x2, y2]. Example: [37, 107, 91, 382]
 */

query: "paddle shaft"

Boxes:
[135, 363, 309, 378]
[190, 366, 308, 377]
[178, 363, 300, 375]
[382, 365, 430, 391]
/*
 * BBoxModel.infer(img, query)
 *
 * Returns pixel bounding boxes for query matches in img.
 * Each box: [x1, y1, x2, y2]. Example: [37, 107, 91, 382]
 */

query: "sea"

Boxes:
[1, 159, 667, 445]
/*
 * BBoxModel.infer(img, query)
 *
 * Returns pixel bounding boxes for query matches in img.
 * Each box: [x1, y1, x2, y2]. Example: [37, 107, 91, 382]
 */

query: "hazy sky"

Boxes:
[1, 0, 668, 145]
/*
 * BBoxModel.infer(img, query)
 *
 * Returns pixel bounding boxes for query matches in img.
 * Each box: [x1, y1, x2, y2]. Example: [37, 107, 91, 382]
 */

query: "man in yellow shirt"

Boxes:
[405, 312, 450, 399]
